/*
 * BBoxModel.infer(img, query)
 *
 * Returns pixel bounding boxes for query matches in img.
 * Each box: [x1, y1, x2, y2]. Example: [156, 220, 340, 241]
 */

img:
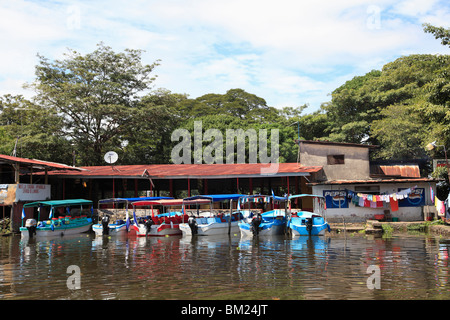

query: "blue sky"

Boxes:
[1, 0, 449, 113]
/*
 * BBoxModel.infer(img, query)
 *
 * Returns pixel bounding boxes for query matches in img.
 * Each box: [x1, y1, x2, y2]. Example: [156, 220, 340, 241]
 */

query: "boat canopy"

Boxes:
[184, 194, 244, 202]
[288, 194, 325, 200]
[23, 199, 93, 208]
[238, 194, 287, 202]
[132, 198, 211, 207]
[99, 196, 173, 204]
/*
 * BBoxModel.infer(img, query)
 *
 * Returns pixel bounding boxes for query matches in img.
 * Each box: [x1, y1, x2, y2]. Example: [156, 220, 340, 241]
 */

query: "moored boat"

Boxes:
[130, 198, 209, 237]
[286, 194, 330, 236]
[237, 194, 288, 237]
[92, 197, 172, 236]
[20, 199, 94, 238]
[179, 194, 244, 236]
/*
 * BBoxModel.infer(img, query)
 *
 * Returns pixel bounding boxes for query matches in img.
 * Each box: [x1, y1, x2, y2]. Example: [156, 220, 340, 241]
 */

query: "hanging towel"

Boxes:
[430, 187, 435, 204]
[390, 196, 399, 212]
[436, 197, 446, 215]
[359, 197, 365, 207]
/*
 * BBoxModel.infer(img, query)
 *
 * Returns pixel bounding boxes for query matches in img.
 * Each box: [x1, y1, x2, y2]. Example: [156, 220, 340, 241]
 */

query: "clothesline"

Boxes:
[345, 186, 417, 211]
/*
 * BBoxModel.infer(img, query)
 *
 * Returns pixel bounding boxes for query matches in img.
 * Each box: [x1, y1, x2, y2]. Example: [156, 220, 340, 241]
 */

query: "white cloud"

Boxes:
[0, 0, 449, 111]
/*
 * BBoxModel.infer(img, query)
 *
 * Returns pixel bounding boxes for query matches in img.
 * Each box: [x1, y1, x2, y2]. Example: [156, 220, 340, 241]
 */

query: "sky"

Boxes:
[1, 0, 449, 113]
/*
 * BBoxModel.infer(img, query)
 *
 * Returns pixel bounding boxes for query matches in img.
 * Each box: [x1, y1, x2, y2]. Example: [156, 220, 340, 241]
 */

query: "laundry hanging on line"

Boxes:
[346, 186, 417, 210]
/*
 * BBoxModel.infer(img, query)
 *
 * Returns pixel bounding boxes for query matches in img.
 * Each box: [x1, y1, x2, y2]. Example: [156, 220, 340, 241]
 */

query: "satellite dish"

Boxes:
[104, 151, 118, 164]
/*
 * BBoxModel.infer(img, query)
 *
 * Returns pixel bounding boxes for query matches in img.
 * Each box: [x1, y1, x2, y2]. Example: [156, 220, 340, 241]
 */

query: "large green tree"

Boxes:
[27, 43, 160, 166]
[0, 94, 72, 163]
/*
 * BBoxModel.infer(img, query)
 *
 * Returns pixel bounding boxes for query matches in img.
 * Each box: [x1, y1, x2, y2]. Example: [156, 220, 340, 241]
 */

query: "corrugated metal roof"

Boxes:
[370, 165, 420, 178]
[0, 154, 82, 171]
[45, 163, 323, 179]
[297, 140, 379, 148]
[308, 177, 437, 186]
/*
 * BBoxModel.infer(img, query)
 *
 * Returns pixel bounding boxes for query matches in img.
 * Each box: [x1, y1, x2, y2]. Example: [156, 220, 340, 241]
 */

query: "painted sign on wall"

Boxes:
[398, 188, 425, 207]
[15, 184, 51, 202]
[323, 190, 348, 209]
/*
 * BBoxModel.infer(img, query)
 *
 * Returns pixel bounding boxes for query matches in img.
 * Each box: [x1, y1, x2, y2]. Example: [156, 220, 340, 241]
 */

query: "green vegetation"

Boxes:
[0, 24, 449, 182]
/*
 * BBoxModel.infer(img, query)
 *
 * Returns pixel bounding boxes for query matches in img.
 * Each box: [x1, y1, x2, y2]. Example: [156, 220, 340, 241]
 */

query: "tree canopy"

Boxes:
[0, 24, 448, 172]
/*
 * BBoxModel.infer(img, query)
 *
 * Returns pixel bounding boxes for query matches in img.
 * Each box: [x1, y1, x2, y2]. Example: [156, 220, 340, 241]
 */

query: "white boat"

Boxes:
[92, 197, 172, 236]
[92, 219, 128, 236]
[237, 194, 288, 237]
[179, 194, 244, 236]
[130, 198, 209, 237]
[20, 199, 93, 238]
[286, 194, 330, 236]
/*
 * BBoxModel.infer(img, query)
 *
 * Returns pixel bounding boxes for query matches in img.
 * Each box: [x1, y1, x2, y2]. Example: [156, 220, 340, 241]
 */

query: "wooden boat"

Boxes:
[178, 194, 244, 236]
[286, 194, 330, 236]
[130, 198, 209, 237]
[20, 199, 93, 238]
[92, 197, 172, 236]
[238, 194, 288, 237]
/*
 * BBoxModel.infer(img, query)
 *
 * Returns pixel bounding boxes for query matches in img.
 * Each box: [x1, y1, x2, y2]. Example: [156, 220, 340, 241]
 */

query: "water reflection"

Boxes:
[1, 233, 450, 299]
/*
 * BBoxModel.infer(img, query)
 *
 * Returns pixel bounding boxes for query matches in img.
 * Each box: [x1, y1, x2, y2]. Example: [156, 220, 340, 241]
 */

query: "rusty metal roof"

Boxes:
[308, 177, 437, 186]
[45, 163, 323, 179]
[0, 154, 82, 171]
[297, 140, 379, 148]
[370, 165, 420, 178]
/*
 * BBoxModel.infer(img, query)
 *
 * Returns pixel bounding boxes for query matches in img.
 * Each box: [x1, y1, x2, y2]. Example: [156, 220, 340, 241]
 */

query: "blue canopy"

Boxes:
[24, 199, 93, 208]
[99, 196, 173, 204]
[238, 194, 287, 202]
[183, 194, 244, 202]
[288, 194, 324, 200]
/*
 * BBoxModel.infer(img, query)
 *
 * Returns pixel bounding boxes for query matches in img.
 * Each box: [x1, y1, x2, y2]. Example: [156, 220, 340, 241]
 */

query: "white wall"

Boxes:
[312, 182, 437, 222]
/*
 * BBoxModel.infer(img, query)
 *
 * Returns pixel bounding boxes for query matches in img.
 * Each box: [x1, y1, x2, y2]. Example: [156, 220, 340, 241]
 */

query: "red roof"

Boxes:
[308, 178, 437, 186]
[370, 165, 420, 178]
[0, 154, 82, 171]
[45, 163, 322, 179]
[132, 198, 212, 206]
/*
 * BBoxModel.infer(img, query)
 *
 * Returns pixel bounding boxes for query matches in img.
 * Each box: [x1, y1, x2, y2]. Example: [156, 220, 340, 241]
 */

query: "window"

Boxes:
[327, 155, 345, 165]
[354, 185, 380, 195]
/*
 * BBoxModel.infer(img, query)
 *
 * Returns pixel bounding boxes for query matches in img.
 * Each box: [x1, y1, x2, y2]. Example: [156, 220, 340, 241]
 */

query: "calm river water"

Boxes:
[1, 232, 450, 300]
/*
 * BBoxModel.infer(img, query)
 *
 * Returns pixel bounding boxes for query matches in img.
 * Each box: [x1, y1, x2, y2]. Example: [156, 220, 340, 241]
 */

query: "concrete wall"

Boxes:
[299, 142, 371, 181]
[312, 182, 437, 222]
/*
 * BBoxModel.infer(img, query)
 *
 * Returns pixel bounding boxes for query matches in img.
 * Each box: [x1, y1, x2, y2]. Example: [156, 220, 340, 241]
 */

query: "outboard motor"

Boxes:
[188, 216, 198, 235]
[101, 215, 110, 235]
[144, 218, 154, 237]
[306, 217, 313, 236]
[25, 219, 37, 238]
[251, 213, 262, 235]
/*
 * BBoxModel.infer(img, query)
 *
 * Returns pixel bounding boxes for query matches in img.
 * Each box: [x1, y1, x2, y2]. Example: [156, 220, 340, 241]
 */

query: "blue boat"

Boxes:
[93, 197, 173, 236]
[179, 194, 244, 236]
[20, 199, 94, 238]
[287, 194, 330, 236]
[238, 194, 288, 237]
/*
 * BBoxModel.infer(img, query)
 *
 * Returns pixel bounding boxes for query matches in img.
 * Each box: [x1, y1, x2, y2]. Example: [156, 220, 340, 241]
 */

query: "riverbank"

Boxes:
[329, 220, 450, 237]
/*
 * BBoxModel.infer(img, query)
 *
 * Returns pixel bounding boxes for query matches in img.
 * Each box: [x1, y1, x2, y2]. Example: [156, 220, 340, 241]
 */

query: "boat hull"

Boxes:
[179, 220, 240, 236]
[238, 218, 286, 237]
[92, 223, 128, 236]
[288, 215, 330, 236]
[131, 223, 182, 237]
[20, 218, 92, 238]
